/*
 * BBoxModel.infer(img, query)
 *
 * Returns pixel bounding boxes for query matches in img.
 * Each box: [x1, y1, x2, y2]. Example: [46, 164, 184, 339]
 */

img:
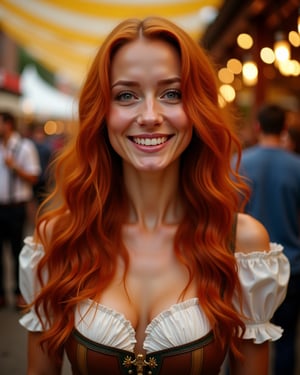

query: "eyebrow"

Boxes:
[111, 77, 181, 89]
[111, 80, 137, 89]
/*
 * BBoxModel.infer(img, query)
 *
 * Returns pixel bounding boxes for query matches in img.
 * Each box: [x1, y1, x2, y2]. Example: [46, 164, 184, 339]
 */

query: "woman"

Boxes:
[19, 17, 289, 375]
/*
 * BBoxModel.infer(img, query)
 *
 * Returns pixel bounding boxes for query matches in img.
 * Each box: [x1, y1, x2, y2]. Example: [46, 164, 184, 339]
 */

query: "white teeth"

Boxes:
[133, 137, 167, 146]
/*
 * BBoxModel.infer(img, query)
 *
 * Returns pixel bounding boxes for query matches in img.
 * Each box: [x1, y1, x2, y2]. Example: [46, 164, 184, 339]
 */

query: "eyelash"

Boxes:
[114, 88, 182, 103]
[162, 89, 181, 100]
[115, 91, 136, 101]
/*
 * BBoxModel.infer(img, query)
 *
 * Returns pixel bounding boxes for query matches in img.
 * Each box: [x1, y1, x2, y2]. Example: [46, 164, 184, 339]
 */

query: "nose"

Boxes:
[137, 97, 163, 127]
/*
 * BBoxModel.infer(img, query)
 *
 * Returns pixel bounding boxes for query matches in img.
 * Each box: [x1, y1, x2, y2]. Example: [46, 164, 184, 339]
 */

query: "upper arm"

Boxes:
[27, 331, 63, 375]
[235, 213, 270, 254]
[18, 141, 40, 181]
[229, 339, 269, 375]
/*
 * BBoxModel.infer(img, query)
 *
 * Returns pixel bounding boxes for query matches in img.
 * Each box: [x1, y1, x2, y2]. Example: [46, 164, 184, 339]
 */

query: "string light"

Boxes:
[237, 33, 253, 49]
[289, 31, 300, 47]
[216, 9, 300, 91]
[227, 58, 243, 74]
[242, 59, 258, 86]
[260, 47, 275, 64]
[219, 84, 236, 102]
[274, 32, 291, 62]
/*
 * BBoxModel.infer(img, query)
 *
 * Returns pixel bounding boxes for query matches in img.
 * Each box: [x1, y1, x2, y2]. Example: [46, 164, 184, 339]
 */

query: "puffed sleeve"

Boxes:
[233, 243, 290, 343]
[19, 236, 48, 331]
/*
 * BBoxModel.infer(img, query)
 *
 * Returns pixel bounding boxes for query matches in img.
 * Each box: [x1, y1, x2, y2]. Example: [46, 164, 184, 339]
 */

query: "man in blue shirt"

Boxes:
[235, 104, 300, 375]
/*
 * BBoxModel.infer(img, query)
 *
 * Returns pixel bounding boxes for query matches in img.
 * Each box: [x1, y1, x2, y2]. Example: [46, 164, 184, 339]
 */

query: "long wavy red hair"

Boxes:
[34, 16, 248, 361]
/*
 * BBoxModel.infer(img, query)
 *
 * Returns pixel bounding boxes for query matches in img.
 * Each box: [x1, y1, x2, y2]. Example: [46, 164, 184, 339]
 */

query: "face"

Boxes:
[0, 116, 7, 139]
[107, 38, 192, 172]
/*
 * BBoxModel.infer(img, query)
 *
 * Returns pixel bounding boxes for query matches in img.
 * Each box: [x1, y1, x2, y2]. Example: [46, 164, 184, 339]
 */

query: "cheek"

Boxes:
[107, 106, 132, 133]
[169, 109, 191, 132]
[166, 103, 189, 124]
[107, 127, 124, 158]
[174, 111, 193, 145]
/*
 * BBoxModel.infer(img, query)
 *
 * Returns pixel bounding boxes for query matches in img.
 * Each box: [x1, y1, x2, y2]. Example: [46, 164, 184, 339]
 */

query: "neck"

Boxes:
[123, 161, 184, 231]
[258, 133, 281, 147]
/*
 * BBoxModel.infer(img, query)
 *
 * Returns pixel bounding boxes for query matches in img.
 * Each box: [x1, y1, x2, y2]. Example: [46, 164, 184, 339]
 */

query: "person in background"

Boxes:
[235, 103, 300, 375]
[282, 125, 300, 155]
[19, 18, 289, 375]
[30, 123, 53, 205]
[0, 111, 41, 308]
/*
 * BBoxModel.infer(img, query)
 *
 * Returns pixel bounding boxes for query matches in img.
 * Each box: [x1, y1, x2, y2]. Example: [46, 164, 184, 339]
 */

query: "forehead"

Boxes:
[110, 38, 181, 80]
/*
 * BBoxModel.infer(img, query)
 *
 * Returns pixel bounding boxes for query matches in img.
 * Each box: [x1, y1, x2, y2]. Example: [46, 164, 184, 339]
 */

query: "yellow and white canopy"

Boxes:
[0, 0, 222, 87]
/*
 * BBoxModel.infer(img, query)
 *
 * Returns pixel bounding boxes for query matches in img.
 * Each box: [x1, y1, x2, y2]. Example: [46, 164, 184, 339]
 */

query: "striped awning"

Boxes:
[0, 0, 222, 87]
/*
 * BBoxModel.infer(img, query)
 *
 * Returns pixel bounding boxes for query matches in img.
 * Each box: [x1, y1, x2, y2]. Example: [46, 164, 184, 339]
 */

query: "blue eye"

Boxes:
[116, 92, 136, 101]
[163, 90, 181, 100]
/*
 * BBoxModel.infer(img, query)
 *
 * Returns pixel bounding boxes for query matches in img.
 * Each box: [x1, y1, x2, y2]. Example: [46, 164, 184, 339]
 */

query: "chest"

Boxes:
[98, 226, 196, 348]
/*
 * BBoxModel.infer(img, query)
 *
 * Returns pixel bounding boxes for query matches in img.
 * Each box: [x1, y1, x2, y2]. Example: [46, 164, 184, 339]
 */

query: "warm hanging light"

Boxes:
[298, 8, 300, 34]
[227, 58, 243, 74]
[274, 32, 291, 62]
[237, 33, 253, 49]
[218, 67, 234, 84]
[289, 31, 300, 47]
[260, 47, 275, 64]
[278, 60, 300, 77]
[242, 60, 258, 86]
[219, 84, 236, 103]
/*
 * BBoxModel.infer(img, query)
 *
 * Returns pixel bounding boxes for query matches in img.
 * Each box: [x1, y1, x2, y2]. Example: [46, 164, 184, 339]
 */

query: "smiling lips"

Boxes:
[131, 136, 170, 146]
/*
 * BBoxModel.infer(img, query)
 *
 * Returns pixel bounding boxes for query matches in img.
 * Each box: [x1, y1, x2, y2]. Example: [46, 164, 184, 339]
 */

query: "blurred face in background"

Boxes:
[0, 115, 9, 140]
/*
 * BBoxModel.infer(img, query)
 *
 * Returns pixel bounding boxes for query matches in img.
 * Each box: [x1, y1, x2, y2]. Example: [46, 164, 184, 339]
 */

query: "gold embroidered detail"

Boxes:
[135, 354, 147, 374]
[123, 355, 134, 368]
[122, 353, 158, 374]
[147, 356, 158, 368]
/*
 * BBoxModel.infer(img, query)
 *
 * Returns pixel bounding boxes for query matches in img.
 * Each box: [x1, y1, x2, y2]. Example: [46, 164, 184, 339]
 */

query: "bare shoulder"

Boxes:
[235, 213, 270, 254]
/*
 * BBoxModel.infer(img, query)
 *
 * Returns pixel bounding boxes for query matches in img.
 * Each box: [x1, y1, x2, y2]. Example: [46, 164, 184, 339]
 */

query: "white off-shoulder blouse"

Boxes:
[19, 236, 290, 354]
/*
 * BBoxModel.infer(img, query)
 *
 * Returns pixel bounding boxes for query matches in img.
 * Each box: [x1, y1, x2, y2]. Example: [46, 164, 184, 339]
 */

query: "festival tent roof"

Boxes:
[20, 64, 78, 119]
[0, 0, 222, 87]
